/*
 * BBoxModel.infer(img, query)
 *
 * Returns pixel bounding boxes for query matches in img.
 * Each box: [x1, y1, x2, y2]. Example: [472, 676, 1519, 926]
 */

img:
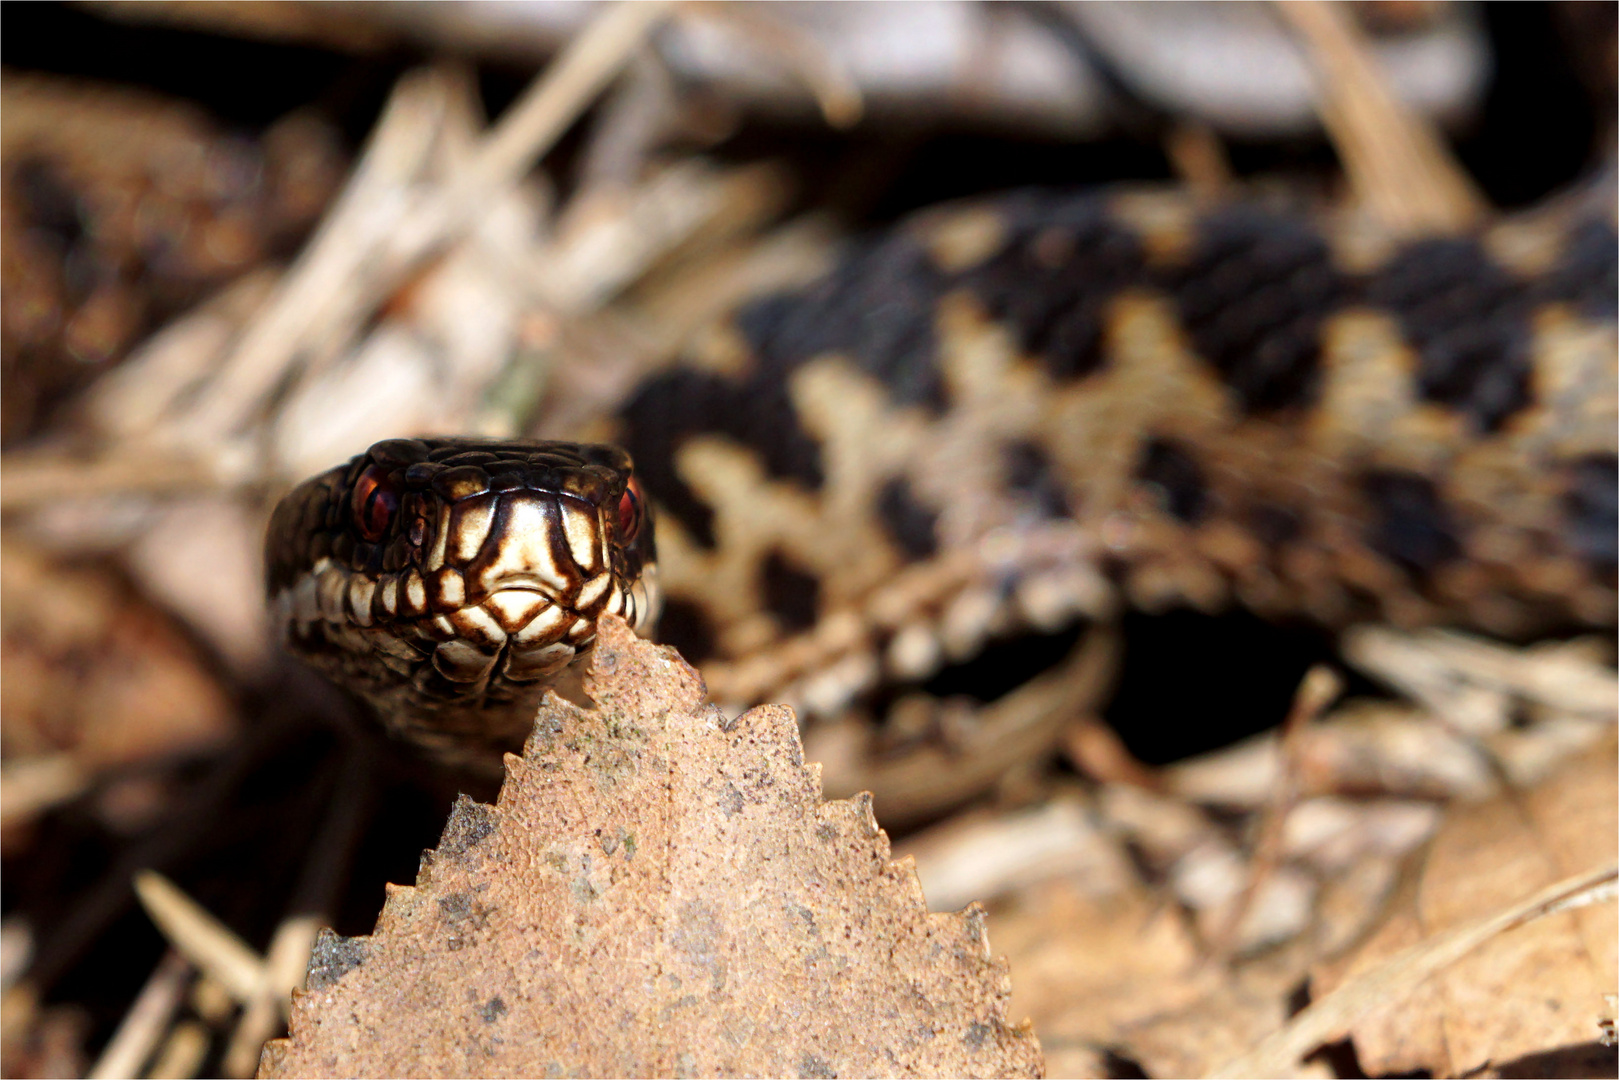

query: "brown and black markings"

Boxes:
[609, 186, 1616, 745]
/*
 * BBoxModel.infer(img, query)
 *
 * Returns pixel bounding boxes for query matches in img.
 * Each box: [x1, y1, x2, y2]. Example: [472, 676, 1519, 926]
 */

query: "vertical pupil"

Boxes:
[364, 490, 395, 539]
[618, 488, 639, 539]
[353, 466, 396, 541]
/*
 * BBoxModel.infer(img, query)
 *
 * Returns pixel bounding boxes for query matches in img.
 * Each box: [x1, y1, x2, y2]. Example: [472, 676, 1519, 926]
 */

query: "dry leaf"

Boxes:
[1313, 729, 1618, 1076]
[260, 616, 1041, 1079]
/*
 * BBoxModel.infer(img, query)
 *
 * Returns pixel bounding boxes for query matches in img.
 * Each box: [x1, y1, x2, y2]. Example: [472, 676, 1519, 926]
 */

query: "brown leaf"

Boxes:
[992, 873, 1302, 1080]
[259, 616, 1042, 1079]
[1312, 729, 1618, 1077]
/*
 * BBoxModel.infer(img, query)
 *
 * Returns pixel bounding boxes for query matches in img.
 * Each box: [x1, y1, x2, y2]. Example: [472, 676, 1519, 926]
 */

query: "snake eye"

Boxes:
[352, 464, 399, 543]
[616, 477, 644, 542]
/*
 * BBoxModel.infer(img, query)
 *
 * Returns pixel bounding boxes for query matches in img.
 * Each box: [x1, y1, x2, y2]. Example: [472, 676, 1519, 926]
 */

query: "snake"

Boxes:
[266, 437, 659, 763]
[268, 184, 1617, 802]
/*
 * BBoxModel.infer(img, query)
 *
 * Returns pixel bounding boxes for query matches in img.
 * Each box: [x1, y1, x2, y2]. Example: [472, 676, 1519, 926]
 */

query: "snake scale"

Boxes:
[269, 183, 1618, 809]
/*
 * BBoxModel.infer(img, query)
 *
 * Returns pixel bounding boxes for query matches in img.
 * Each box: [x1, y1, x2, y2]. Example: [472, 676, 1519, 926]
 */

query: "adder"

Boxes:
[267, 182, 1617, 816]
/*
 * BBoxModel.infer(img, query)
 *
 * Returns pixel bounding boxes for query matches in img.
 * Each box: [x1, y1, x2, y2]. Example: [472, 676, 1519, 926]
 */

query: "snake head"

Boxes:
[267, 437, 660, 726]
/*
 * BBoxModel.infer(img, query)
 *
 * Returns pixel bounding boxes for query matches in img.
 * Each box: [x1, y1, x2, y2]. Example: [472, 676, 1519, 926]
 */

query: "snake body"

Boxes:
[269, 185, 1617, 787]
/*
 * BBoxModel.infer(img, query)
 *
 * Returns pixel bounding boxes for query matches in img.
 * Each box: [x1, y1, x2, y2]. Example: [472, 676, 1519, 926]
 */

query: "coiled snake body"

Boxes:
[269, 186, 1618, 797]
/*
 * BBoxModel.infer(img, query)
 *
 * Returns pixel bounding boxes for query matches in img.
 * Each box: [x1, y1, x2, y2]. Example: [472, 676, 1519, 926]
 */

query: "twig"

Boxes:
[1275, 0, 1487, 234]
[170, 65, 453, 447]
[1210, 863, 1619, 1078]
[1164, 123, 1234, 201]
[134, 871, 265, 1003]
[1203, 664, 1342, 964]
[1061, 714, 1164, 790]
[454, 2, 676, 197]
[86, 951, 190, 1080]
[145, 1020, 210, 1080]
[530, 159, 786, 313]
[221, 916, 319, 1078]
[0, 755, 90, 827]
[576, 48, 683, 190]
[680, 2, 864, 128]
[28, 715, 311, 994]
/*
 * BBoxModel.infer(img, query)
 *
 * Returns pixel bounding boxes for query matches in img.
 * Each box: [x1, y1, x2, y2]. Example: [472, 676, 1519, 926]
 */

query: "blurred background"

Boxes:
[1, 3, 1614, 1077]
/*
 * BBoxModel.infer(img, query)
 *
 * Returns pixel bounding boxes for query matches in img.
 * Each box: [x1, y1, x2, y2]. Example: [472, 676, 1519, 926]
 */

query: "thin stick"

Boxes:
[144, 1020, 210, 1080]
[1211, 863, 1619, 1078]
[134, 871, 265, 1003]
[86, 951, 190, 1080]
[681, 3, 864, 128]
[29, 715, 306, 994]
[1275, 0, 1487, 234]
[173, 67, 451, 445]
[221, 916, 321, 1078]
[0, 755, 90, 826]
[460, 1, 676, 196]
[1204, 664, 1341, 964]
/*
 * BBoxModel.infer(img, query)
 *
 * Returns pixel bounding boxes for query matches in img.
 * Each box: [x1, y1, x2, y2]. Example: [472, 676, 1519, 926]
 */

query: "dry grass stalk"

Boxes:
[1276, 0, 1488, 233]
[144, 1019, 210, 1080]
[133, 871, 264, 1003]
[221, 915, 320, 1078]
[85, 951, 190, 1080]
[679, 2, 864, 128]
[0, 452, 219, 512]
[1204, 664, 1343, 964]
[0, 755, 89, 829]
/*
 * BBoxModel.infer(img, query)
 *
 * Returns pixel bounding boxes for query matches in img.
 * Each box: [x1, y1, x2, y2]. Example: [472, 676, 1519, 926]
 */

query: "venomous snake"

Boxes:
[269, 184, 1617, 803]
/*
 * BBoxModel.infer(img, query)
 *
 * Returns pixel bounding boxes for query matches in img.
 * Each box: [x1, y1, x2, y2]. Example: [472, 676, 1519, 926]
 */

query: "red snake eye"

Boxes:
[352, 465, 399, 543]
[616, 478, 643, 542]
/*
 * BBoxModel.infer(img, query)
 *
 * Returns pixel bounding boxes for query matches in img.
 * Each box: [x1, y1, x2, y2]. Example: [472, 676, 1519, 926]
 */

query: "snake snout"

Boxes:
[420, 488, 656, 684]
[445, 490, 612, 612]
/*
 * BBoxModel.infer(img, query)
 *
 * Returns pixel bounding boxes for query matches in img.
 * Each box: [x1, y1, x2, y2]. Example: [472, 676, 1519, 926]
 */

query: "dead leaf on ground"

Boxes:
[991, 871, 1315, 1080]
[260, 615, 1042, 1079]
[1310, 728, 1618, 1077]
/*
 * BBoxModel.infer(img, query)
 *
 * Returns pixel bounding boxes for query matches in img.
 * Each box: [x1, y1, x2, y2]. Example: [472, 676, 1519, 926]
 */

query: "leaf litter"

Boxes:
[259, 616, 1042, 1079]
[3, 6, 1615, 1078]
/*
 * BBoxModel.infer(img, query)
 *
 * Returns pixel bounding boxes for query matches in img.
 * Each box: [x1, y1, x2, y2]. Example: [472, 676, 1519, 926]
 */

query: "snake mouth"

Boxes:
[429, 559, 657, 688]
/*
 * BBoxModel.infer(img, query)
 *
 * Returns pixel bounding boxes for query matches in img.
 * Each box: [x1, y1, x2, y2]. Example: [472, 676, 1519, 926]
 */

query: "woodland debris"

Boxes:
[1222, 861, 1617, 1079]
[134, 871, 264, 1004]
[146, 1020, 212, 1080]
[1276, 0, 1488, 233]
[177, 1, 674, 449]
[1227, 731, 1619, 1078]
[1203, 665, 1340, 964]
[85, 951, 190, 1080]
